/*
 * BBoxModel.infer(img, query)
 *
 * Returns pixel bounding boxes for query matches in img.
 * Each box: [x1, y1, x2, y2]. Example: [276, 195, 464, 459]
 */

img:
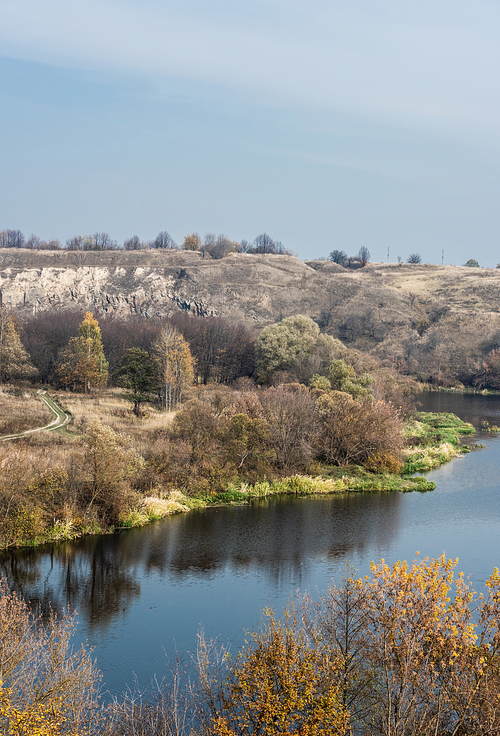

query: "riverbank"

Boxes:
[118, 472, 436, 527]
[14, 470, 437, 547]
[5, 410, 476, 549]
[119, 411, 476, 525]
[421, 384, 500, 396]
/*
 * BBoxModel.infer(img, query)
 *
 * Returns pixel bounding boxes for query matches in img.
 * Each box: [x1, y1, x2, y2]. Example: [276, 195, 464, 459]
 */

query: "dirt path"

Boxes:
[0, 392, 71, 441]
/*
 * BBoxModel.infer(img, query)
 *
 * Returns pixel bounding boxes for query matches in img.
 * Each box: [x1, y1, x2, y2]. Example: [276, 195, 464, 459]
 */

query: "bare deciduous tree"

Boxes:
[261, 384, 317, 471]
[65, 235, 84, 250]
[123, 235, 142, 250]
[168, 313, 255, 384]
[5, 230, 25, 248]
[153, 231, 177, 249]
[92, 232, 117, 250]
[358, 246, 370, 266]
[329, 249, 348, 265]
[241, 233, 293, 256]
[201, 233, 238, 259]
[25, 234, 43, 250]
[317, 391, 403, 468]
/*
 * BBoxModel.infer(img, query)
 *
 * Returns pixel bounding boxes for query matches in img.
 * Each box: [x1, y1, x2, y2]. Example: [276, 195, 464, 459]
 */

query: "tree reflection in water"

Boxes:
[0, 491, 401, 631]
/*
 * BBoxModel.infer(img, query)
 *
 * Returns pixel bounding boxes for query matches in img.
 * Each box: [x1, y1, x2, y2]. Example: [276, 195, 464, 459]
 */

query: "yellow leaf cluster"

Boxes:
[0, 679, 78, 735]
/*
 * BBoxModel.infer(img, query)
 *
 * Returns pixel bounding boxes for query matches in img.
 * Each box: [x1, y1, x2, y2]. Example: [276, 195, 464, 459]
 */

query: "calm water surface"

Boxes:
[1, 392, 500, 697]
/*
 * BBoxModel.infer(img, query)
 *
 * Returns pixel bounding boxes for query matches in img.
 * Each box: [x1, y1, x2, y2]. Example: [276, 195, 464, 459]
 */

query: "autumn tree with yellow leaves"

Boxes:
[0, 682, 79, 736]
[0, 579, 99, 736]
[195, 555, 500, 736]
[197, 607, 349, 736]
[0, 556, 500, 734]
[304, 554, 500, 736]
[153, 326, 195, 411]
[55, 312, 108, 393]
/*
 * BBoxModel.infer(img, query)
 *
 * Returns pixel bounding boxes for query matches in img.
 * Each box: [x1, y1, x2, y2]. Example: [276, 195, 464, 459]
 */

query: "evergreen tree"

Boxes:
[0, 309, 37, 383]
[117, 348, 158, 416]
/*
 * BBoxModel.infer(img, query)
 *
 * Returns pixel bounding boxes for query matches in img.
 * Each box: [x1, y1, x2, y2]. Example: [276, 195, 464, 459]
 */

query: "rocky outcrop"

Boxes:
[2, 249, 500, 377]
[0, 250, 340, 324]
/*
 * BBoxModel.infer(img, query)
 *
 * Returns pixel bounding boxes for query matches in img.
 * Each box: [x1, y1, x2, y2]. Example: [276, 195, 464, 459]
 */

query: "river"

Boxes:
[1, 391, 499, 697]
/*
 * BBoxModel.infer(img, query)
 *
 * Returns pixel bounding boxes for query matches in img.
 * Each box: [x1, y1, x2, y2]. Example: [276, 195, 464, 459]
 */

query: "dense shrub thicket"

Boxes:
[0, 377, 409, 547]
[0, 379, 472, 548]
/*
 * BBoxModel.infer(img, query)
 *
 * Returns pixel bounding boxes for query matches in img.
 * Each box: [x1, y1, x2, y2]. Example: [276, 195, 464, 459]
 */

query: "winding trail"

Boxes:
[0, 392, 71, 441]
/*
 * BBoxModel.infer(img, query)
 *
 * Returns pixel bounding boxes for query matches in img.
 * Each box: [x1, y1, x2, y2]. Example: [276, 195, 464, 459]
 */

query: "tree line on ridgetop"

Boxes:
[0, 229, 375, 267]
[0, 229, 295, 259]
[2, 228, 489, 268]
[0, 229, 374, 267]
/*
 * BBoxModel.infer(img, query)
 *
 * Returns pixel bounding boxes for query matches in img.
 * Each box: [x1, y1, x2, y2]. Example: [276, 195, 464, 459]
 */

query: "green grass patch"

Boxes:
[194, 471, 435, 505]
[8, 518, 99, 549]
[405, 412, 474, 444]
[403, 411, 475, 473]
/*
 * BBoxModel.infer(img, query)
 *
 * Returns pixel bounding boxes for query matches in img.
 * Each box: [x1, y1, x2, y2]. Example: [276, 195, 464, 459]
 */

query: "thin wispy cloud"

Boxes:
[2, 0, 500, 137]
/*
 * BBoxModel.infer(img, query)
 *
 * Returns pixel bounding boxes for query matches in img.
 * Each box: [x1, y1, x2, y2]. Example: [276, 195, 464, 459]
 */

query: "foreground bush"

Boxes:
[0, 579, 100, 735]
[197, 609, 349, 736]
[2, 555, 500, 734]
[198, 555, 500, 736]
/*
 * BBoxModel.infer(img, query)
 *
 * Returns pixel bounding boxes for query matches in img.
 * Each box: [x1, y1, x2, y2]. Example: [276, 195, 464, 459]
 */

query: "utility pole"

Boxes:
[387, 246, 390, 263]
[442, 249, 444, 265]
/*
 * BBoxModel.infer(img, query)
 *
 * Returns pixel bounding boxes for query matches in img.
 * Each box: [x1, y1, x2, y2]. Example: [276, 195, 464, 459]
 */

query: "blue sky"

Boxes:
[1, 0, 500, 265]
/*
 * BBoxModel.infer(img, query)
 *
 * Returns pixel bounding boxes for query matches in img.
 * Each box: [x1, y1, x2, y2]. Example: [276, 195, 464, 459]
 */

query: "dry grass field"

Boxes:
[51, 388, 176, 453]
[0, 386, 175, 446]
[0, 388, 53, 435]
[0, 388, 178, 486]
[0, 388, 183, 546]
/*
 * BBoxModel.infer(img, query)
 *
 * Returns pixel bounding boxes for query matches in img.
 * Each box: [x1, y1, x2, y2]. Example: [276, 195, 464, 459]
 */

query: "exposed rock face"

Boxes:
[2, 249, 500, 377]
[0, 250, 350, 325]
[0, 251, 297, 320]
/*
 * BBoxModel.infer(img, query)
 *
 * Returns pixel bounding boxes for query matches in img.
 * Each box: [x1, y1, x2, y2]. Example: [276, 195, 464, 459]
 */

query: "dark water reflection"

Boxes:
[0, 492, 401, 626]
[1, 392, 499, 696]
